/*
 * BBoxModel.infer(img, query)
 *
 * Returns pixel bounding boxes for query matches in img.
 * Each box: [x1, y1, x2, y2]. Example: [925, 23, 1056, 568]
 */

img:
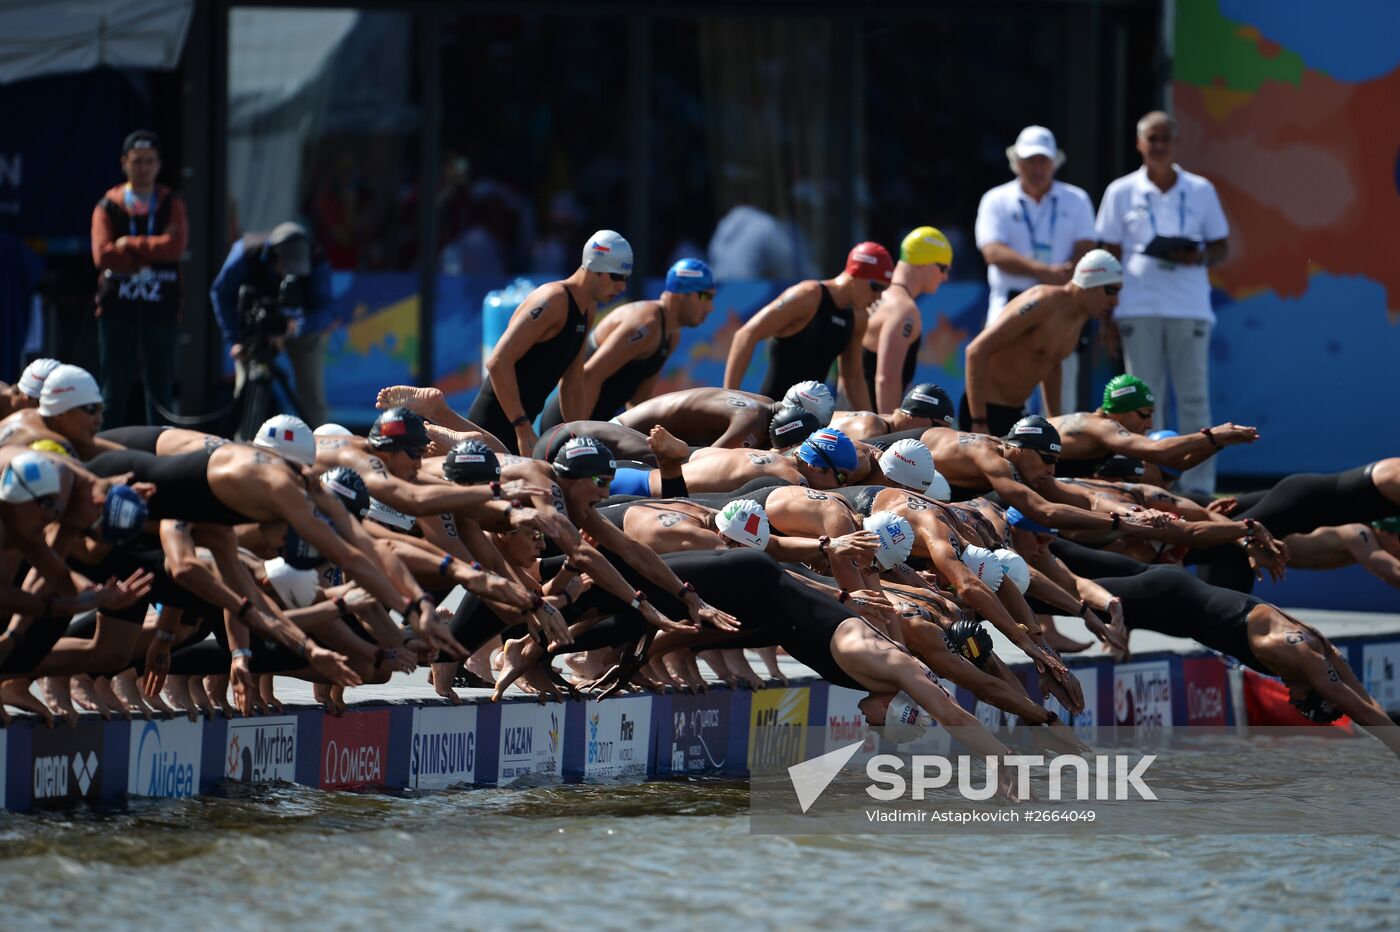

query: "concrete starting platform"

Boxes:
[4, 608, 1399, 812]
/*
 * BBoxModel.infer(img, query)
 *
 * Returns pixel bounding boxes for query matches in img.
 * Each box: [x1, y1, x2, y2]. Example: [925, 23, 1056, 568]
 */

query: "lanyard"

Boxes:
[1018, 194, 1057, 248]
[123, 184, 157, 237]
[1143, 189, 1186, 238]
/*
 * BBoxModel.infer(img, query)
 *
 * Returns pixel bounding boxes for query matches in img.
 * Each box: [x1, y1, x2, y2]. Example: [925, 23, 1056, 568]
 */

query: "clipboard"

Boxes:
[1142, 235, 1203, 261]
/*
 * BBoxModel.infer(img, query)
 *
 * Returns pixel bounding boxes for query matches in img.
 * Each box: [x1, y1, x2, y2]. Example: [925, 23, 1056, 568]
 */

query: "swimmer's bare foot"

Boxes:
[754, 647, 789, 686]
[425, 423, 468, 458]
[726, 650, 765, 690]
[163, 675, 198, 722]
[186, 675, 217, 719]
[564, 649, 613, 683]
[71, 675, 113, 719]
[40, 677, 79, 727]
[661, 652, 703, 693]
[492, 636, 556, 702]
[205, 675, 236, 718]
[258, 674, 284, 714]
[2, 680, 54, 727]
[109, 671, 151, 719]
[1042, 617, 1093, 654]
[376, 384, 446, 416]
[330, 685, 345, 715]
[92, 675, 133, 720]
[429, 662, 463, 704]
[697, 650, 736, 688]
[314, 682, 346, 716]
[466, 644, 494, 684]
[645, 657, 681, 692]
[647, 425, 691, 469]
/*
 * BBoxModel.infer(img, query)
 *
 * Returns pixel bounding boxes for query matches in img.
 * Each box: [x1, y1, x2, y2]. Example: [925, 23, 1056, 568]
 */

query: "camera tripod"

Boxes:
[230, 339, 309, 441]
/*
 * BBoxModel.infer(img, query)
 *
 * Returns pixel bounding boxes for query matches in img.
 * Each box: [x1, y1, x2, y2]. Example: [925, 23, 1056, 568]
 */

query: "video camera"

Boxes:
[237, 275, 305, 351]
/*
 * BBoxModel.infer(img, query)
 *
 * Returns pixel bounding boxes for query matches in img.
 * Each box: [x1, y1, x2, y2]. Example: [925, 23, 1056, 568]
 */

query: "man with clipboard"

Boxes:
[1096, 110, 1230, 495]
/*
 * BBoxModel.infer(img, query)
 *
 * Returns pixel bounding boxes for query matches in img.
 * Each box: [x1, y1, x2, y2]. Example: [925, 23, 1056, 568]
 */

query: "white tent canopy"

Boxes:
[0, 0, 193, 85]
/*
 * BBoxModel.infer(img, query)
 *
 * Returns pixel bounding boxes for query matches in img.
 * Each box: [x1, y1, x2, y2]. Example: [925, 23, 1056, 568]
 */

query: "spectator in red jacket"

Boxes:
[91, 130, 188, 428]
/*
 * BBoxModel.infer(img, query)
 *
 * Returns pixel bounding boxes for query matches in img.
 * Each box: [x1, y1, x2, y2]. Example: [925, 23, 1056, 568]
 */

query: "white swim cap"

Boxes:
[993, 548, 1031, 594]
[313, 423, 353, 437]
[960, 544, 1006, 591]
[715, 498, 770, 550]
[782, 381, 836, 426]
[17, 358, 61, 399]
[928, 469, 951, 503]
[264, 556, 321, 609]
[0, 451, 62, 503]
[38, 364, 102, 416]
[883, 689, 933, 743]
[254, 414, 316, 466]
[1072, 249, 1123, 289]
[581, 230, 634, 276]
[864, 510, 915, 569]
[879, 439, 935, 493]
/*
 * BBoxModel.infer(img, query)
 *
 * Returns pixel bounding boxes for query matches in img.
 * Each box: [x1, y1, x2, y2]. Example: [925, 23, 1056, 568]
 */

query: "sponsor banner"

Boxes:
[669, 693, 731, 775]
[584, 696, 652, 780]
[32, 721, 103, 808]
[0, 729, 5, 809]
[226, 715, 298, 784]
[321, 710, 391, 790]
[748, 687, 809, 773]
[823, 686, 876, 760]
[1114, 660, 1173, 736]
[1183, 658, 1229, 725]
[128, 719, 201, 799]
[497, 703, 564, 785]
[409, 706, 478, 790]
[1363, 642, 1400, 713]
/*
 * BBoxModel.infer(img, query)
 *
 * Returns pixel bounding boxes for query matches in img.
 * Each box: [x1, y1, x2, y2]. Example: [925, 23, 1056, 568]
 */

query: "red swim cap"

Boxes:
[844, 241, 894, 281]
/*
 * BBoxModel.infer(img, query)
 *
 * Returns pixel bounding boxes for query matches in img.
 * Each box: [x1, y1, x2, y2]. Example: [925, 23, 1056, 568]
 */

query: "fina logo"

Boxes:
[136, 721, 196, 799]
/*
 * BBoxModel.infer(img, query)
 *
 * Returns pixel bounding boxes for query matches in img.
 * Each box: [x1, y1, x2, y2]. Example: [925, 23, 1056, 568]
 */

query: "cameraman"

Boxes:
[210, 222, 333, 426]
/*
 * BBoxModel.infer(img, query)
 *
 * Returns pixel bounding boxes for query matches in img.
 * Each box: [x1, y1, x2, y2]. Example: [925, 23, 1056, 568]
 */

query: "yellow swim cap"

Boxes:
[899, 226, 952, 266]
[29, 438, 72, 457]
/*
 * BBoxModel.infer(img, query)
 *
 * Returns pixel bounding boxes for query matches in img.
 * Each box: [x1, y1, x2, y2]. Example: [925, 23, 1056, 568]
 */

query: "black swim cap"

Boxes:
[1003, 415, 1062, 454]
[320, 466, 370, 518]
[367, 407, 430, 453]
[900, 383, 955, 425]
[443, 439, 501, 485]
[1094, 454, 1145, 480]
[553, 436, 617, 480]
[769, 405, 820, 450]
[945, 619, 994, 669]
[282, 525, 322, 570]
[1292, 691, 1343, 724]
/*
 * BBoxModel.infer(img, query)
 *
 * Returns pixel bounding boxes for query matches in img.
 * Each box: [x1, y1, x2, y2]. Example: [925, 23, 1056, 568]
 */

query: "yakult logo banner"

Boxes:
[129, 719, 201, 799]
[321, 710, 391, 790]
[227, 716, 298, 784]
[410, 706, 477, 790]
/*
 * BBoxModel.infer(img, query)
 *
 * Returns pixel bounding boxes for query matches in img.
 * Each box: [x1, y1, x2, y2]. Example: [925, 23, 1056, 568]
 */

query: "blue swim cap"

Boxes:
[1146, 430, 1182, 477]
[1005, 506, 1057, 536]
[98, 485, 148, 544]
[282, 525, 323, 570]
[797, 428, 858, 474]
[664, 258, 714, 295]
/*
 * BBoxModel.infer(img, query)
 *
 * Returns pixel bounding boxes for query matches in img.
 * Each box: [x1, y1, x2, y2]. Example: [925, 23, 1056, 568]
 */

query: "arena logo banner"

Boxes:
[128, 719, 201, 799]
[1184, 658, 1229, 725]
[32, 721, 103, 808]
[1362, 642, 1400, 713]
[498, 703, 564, 785]
[1114, 661, 1173, 736]
[584, 696, 652, 780]
[669, 692, 730, 775]
[748, 687, 810, 773]
[409, 706, 477, 790]
[321, 710, 391, 790]
[226, 716, 298, 784]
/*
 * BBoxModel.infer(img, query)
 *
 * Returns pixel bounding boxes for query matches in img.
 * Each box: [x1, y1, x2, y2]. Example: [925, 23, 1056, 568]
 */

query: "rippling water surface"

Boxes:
[1, 770, 1397, 929]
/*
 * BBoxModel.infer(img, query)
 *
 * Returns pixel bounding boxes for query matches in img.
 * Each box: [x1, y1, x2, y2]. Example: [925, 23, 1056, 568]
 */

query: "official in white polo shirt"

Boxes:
[974, 125, 1097, 415]
[1096, 110, 1229, 494]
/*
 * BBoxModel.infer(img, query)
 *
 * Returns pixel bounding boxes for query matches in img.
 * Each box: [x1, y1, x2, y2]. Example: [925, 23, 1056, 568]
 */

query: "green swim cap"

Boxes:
[1102, 374, 1155, 413]
[1373, 517, 1400, 535]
